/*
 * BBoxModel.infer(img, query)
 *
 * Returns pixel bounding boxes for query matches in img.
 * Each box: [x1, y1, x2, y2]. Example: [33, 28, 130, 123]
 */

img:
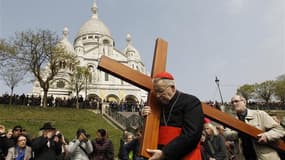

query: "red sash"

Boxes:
[158, 126, 202, 160]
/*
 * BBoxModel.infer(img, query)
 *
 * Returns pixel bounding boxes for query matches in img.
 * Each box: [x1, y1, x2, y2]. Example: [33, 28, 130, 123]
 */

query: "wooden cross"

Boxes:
[97, 38, 285, 158]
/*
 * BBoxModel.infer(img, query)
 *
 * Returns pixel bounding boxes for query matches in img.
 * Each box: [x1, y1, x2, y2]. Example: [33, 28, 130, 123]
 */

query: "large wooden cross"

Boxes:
[97, 38, 285, 158]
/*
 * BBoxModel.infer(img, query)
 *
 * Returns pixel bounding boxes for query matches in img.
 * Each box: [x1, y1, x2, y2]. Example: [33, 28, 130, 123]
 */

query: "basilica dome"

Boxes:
[58, 27, 75, 53]
[76, 2, 112, 38]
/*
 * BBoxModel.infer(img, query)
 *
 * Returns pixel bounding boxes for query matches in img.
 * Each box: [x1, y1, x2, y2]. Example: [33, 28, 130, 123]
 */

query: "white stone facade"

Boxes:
[32, 2, 148, 104]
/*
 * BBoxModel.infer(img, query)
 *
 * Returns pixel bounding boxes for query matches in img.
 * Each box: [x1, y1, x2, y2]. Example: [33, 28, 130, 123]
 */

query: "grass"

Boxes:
[0, 105, 122, 155]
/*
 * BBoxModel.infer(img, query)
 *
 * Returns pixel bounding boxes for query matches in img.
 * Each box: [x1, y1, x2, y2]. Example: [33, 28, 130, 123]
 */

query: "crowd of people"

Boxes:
[0, 94, 145, 112]
[0, 123, 116, 160]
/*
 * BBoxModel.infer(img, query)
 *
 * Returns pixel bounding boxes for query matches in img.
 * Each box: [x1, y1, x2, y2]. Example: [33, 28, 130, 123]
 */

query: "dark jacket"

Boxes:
[31, 136, 62, 160]
[118, 138, 140, 160]
[202, 135, 228, 160]
[159, 91, 204, 159]
[0, 134, 8, 160]
[90, 138, 114, 160]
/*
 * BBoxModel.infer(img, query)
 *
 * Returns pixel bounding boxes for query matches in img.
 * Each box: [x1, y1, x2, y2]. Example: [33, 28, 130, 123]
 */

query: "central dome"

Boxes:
[76, 2, 112, 38]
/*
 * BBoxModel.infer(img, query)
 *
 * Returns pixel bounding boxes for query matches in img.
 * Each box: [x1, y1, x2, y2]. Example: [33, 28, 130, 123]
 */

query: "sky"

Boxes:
[0, 0, 284, 102]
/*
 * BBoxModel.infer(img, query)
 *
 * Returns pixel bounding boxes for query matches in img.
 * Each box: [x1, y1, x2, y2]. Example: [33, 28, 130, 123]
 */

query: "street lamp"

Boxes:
[215, 76, 224, 104]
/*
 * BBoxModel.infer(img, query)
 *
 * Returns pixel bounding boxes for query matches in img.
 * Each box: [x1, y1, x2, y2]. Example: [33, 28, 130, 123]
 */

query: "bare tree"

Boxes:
[0, 39, 15, 68]
[0, 59, 27, 104]
[0, 29, 77, 108]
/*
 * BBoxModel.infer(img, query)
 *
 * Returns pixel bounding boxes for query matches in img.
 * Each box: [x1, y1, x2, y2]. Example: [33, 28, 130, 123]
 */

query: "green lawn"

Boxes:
[0, 105, 122, 155]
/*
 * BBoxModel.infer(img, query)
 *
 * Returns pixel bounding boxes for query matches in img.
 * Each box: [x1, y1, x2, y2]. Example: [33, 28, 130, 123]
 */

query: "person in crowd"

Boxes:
[90, 128, 114, 160]
[5, 130, 12, 139]
[54, 130, 69, 160]
[201, 122, 227, 160]
[224, 95, 285, 160]
[216, 125, 239, 160]
[6, 125, 24, 149]
[118, 130, 130, 159]
[68, 128, 93, 160]
[5, 134, 32, 160]
[118, 131, 136, 160]
[120, 130, 143, 160]
[142, 72, 204, 160]
[0, 125, 8, 160]
[31, 122, 62, 160]
[270, 114, 285, 160]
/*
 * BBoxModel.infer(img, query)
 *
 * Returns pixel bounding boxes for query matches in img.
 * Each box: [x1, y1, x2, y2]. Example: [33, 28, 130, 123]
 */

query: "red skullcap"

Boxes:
[204, 118, 211, 123]
[154, 72, 174, 80]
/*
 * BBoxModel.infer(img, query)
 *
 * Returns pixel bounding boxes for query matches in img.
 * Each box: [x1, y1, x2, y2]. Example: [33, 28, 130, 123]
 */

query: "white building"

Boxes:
[32, 2, 148, 105]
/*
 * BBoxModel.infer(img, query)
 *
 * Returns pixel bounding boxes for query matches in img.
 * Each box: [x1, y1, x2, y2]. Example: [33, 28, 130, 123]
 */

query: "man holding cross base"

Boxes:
[142, 72, 204, 160]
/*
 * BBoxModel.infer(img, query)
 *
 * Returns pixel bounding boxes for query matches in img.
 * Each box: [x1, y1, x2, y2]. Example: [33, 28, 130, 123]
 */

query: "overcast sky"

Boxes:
[0, 0, 284, 102]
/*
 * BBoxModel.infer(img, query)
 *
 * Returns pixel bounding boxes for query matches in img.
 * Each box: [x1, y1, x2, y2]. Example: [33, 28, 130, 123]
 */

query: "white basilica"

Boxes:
[32, 2, 148, 104]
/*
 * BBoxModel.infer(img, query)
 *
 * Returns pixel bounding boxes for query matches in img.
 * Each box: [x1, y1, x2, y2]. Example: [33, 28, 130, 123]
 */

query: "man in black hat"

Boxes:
[31, 122, 62, 160]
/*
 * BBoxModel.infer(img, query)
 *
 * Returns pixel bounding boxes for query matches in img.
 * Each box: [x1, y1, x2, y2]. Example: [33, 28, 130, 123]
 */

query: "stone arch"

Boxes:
[125, 95, 138, 103]
[88, 94, 102, 109]
[88, 94, 101, 101]
[123, 95, 139, 112]
[106, 94, 119, 103]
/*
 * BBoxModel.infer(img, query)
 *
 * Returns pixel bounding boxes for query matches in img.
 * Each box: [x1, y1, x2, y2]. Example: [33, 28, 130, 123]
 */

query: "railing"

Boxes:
[104, 106, 142, 132]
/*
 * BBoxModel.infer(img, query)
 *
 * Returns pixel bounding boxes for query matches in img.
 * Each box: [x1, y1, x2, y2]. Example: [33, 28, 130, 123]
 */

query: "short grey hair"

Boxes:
[153, 78, 175, 86]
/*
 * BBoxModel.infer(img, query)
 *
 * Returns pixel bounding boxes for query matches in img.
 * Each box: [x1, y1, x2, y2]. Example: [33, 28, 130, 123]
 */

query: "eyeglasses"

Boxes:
[154, 86, 170, 95]
[18, 139, 26, 142]
[231, 100, 242, 104]
[14, 128, 22, 132]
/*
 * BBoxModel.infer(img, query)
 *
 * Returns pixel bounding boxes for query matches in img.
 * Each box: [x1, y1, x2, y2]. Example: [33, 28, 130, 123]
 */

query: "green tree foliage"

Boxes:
[276, 74, 285, 81]
[274, 80, 285, 103]
[0, 29, 77, 108]
[68, 66, 90, 109]
[237, 84, 255, 101]
[255, 80, 275, 103]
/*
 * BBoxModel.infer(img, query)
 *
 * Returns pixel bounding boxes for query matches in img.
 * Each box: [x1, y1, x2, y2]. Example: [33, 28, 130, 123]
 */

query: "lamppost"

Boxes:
[215, 76, 224, 104]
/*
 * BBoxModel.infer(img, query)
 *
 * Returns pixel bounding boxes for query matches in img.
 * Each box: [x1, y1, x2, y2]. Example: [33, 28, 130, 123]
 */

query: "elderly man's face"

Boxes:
[153, 80, 175, 104]
[231, 95, 246, 113]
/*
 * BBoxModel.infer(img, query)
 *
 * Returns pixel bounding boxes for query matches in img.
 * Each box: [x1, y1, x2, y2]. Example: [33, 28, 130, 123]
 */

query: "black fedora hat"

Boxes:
[40, 122, 56, 130]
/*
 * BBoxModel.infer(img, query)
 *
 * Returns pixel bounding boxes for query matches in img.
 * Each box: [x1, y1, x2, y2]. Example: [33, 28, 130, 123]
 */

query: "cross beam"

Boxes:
[97, 39, 285, 158]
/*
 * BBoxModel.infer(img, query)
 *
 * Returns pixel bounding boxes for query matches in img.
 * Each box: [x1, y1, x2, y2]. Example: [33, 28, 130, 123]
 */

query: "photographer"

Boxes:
[68, 128, 93, 160]
[31, 122, 62, 160]
[54, 131, 69, 160]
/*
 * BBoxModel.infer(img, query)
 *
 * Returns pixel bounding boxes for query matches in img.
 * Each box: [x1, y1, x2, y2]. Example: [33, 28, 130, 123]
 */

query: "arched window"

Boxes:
[88, 65, 94, 83]
[56, 80, 65, 88]
[103, 39, 109, 45]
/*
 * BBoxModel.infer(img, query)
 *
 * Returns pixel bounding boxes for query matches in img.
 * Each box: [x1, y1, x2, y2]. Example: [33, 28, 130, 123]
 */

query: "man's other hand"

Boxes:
[146, 148, 164, 160]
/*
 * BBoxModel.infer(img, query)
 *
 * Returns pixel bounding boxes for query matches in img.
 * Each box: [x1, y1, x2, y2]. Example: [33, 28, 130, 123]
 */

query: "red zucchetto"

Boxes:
[154, 72, 174, 80]
[204, 118, 211, 123]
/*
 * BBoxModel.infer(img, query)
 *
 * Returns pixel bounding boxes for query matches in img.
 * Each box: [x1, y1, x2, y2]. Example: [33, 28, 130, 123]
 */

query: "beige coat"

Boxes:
[5, 146, 32, 160]
[225, 109, 285, 160]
